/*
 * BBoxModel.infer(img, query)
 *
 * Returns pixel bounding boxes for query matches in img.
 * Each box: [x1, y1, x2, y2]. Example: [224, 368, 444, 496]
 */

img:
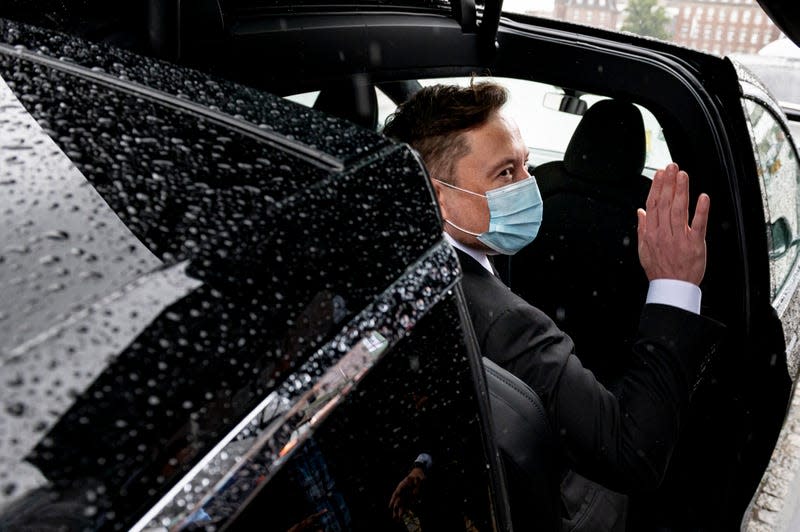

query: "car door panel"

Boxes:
[0, 21, 508, 530]
[487, 16, 791, 530]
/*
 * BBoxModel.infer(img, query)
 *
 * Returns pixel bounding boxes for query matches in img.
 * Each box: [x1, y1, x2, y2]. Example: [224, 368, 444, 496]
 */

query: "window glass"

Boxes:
[415, 77, 672, 176]
[376, 90, 397, 132]
[503, 0, 783, 61]
[743, 98, 800, 298]
[284, 90, 319, 107]
[286, 77, 673, 176]
[284, 89, 395, 132]
[232, 295, 496, 532]
[0, 29, 473, 527]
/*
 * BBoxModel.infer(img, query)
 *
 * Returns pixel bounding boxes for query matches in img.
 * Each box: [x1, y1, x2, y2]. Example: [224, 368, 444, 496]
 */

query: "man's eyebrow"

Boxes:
[487, 156, 518, 175]
[487, 154, 526, 175]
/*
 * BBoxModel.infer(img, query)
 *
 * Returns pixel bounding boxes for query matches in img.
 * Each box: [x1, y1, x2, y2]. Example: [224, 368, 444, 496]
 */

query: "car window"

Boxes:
[288, 78, 672, 176]
[743, 98, 800, 299]
[504, 1, 800, 111]
[505, 0, 784, 59]
[225, 292, 496, 532]
[283, 89, 397, 131]
[409, 77, 671, 176]
[284, 90, 319, 107]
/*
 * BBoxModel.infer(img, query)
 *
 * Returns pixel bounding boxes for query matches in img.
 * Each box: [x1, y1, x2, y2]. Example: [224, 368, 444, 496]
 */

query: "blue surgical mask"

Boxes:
[435, 177, 544, 255]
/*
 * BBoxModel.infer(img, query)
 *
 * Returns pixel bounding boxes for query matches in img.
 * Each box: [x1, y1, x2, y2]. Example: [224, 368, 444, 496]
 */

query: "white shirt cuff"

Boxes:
[645, 279, 702, 315]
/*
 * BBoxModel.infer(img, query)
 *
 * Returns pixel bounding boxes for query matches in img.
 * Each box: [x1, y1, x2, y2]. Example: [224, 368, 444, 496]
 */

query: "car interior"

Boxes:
[0, 0, 795, 528]
[271, 72, 791, 529]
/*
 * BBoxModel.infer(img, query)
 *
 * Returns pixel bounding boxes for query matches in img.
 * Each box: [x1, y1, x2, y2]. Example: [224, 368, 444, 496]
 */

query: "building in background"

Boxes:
[667, 0, 782, 55]
[553, 0, 622, 32]
[551, 0, 783, 56]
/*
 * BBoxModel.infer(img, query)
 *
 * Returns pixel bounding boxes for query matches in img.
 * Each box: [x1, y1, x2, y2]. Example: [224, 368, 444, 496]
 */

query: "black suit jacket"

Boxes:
[457, 249, 722, 492]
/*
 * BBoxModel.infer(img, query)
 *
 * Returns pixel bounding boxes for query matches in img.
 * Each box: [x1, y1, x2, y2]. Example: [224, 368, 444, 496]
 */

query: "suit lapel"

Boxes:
[454, 248, 495, 280]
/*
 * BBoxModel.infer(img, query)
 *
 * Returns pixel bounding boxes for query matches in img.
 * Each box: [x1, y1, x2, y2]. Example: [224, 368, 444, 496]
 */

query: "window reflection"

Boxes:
[744, 98, 800, 298]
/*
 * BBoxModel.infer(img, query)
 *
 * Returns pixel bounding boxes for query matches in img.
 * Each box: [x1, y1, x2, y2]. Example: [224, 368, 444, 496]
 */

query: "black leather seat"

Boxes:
[510, 99, 652, 383]
[484, 357, 561, 531]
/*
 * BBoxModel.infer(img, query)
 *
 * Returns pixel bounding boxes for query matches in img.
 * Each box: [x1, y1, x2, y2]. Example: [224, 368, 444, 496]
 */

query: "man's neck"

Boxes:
[443, 233, 494, 274]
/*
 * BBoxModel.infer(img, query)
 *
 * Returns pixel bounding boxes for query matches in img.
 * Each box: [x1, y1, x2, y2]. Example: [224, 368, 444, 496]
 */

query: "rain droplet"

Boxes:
[4, 244, 30, 255]
[5, 402, 26, 417]
[38, 254, 61, 266]
[43, 230, 70, 241]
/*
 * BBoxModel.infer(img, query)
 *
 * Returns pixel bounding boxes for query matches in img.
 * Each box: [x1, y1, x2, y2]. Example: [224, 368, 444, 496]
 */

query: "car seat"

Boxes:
[484, 357, 561, 531]
[510, 99, 651, 383]
[313, 80, 378, 130]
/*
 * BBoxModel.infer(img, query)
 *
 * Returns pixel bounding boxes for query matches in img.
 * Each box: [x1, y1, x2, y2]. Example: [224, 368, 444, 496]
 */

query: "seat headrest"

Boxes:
[313, 82, 378, 130]
[563, 99, 646, 185]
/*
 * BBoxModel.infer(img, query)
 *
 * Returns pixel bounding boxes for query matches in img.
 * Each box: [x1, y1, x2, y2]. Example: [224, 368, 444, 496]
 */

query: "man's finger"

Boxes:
[658, 164, 678, 236]
[690, 193, 710, 241]
[671, 171, 689, 235]
[646, 169, 664, 230]
[637, 208, 646, 241]
[389, 482, 405, 509]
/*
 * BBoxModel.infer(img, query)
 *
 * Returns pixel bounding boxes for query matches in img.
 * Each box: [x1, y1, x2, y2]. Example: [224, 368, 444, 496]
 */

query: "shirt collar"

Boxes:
[443, 233, 494, 275]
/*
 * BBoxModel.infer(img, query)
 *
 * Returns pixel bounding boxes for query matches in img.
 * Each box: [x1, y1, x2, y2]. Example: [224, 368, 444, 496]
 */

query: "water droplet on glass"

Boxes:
[38, 254, 61, 266]
[43, 230, 70, 241]
[5, 402, 26, 417]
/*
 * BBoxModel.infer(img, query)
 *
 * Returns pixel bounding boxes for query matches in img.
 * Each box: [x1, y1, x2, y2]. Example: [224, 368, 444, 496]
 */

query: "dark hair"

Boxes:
[382, 81, 508, 182]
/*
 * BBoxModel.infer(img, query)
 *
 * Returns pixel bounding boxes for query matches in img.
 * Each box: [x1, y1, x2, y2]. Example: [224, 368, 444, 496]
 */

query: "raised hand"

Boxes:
[637, 163, 710, 285]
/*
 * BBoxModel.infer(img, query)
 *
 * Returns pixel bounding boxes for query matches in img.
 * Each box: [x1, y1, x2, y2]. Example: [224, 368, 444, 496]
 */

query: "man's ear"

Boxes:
[406, 144, 450, 220]
[430, 178, 450, 220]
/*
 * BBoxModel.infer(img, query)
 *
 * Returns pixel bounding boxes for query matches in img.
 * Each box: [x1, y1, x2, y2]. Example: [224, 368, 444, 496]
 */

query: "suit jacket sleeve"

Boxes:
[481, 300, 722, 492]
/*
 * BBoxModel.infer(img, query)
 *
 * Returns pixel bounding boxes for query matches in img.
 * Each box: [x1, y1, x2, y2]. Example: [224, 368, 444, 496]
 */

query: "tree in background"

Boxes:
[622, 0, 671, 40]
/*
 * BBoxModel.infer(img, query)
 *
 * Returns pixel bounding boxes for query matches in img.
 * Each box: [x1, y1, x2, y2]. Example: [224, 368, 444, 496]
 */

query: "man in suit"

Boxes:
[383, 81, 721, 526]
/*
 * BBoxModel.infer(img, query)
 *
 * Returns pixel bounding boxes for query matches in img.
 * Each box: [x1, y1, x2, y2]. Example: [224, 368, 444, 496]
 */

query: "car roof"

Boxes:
[757, 0, 800, 50]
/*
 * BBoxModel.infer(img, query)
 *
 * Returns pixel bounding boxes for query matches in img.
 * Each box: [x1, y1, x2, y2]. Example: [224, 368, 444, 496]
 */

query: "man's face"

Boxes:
[433, 109, 530, 252]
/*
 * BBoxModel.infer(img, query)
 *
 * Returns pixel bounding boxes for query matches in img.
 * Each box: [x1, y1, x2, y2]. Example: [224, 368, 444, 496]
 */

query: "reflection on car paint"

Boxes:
[0, 72, 163, 356]
[132, 241, 460, 531]
[0, 19, 388, 167]
[0, 261, 202, 508]
[0, 18, 451, 526]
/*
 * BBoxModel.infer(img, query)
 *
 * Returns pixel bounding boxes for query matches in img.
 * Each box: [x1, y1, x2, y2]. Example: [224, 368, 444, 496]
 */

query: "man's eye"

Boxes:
[499, 168, 513, 179]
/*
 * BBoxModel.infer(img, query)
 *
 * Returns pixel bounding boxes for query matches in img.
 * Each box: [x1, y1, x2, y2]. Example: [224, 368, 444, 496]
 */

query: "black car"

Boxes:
[1, 0, 800, 530]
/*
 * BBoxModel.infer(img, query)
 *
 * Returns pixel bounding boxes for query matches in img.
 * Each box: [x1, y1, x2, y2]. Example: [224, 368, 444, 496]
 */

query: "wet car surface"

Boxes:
[2, 1, 800, 530]
[0, 18, 504, 530]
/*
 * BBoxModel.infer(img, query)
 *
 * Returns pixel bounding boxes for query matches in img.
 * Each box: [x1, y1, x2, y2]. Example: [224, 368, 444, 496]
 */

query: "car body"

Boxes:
[1, 0, 800, 530]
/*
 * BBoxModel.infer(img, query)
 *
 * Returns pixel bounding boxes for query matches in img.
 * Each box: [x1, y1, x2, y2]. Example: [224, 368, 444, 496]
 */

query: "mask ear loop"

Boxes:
[404, 146, 485, 237]
[432, 178, 486, 198]
[431, 179, 486, 236]
[443, 219, 481, 236]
